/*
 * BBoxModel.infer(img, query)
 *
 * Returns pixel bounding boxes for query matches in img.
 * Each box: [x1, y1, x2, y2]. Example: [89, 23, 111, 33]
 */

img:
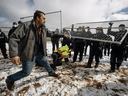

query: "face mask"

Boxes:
[13, 25, 17, 27]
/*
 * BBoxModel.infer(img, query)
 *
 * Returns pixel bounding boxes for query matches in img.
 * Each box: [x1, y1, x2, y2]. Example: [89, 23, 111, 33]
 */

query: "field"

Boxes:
[0, 42, 128, 96]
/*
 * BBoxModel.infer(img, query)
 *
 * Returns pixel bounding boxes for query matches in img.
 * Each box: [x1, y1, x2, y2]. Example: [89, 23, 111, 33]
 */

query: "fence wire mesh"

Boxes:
[64, 20, 128, 44]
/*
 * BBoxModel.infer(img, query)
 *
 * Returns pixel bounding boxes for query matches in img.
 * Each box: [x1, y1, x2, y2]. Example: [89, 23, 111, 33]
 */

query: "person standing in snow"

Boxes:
[71, 26, 85, 63]
[85, 27, 103, 68]
[0, 29, 8, 59]
[5, 10, 69, 91]
[107, 23, 128, 73]
[51, 28, 60, 52]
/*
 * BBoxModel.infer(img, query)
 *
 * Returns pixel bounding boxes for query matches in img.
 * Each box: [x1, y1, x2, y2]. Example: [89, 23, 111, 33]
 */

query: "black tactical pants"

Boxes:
[110, 46, 123, 70]
[87, 45, 102, 66]
[104, 45, 110, 56]
[0, 44, 7, 58]
[52, 41, 59, 52]
[73, 42, 85, 62]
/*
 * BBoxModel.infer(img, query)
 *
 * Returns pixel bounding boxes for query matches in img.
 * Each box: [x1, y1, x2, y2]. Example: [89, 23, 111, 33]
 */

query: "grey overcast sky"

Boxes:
[0, 0, 128, 31]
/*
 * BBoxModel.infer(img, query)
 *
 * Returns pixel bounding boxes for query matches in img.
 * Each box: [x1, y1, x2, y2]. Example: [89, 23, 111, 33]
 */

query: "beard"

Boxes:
[38, 20, 45, 26]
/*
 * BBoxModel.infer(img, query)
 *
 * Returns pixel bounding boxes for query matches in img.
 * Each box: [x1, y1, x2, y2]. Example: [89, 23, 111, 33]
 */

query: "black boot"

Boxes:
[108, 69, 115, 73]
[49, 73, 59, 77]
[116, 63, 121, 70]
[4, 57, 8, 59]
[5, 79, 15, 91]
[94, 63, 99, 68]
[85, 65, 92, 68]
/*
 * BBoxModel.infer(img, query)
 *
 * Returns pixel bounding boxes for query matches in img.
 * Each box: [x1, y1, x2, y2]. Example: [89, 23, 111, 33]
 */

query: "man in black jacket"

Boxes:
[85, 41, 102, 68]
[0, 29, 8, 59]
[107, 23, 128, 73]
[72, 27, 85, 63]
[51, 28, 60, 52]
[5, 10, 68, 91]
[8, 22, 17, 38]
[85, 28, 103, 68]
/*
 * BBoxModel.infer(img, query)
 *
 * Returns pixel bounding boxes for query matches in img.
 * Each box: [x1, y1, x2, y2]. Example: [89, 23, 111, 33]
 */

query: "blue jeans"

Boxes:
[7, 52, 54, 82]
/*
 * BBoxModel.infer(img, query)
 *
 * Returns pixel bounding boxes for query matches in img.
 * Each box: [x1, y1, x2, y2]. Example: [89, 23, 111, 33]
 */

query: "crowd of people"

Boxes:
[0, 10, 127, 91]
[60, 23, 128, 73]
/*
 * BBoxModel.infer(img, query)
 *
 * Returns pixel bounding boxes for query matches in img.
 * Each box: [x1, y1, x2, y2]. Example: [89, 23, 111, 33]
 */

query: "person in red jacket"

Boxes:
[50, 45, 74, 70]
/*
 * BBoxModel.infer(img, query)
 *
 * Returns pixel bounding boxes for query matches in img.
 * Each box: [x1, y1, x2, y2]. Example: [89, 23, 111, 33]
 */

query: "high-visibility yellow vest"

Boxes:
[54, 46, 71, 58]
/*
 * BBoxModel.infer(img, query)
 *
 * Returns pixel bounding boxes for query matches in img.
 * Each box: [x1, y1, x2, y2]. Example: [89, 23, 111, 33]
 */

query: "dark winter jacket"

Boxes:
[74, 38, 85, 44]
[8, 26, 17, 38]
[51, 31, 60, 42]
[107, 27, 128, 48]
[9, 19, 64, 61]
[0, 32, 8, 44]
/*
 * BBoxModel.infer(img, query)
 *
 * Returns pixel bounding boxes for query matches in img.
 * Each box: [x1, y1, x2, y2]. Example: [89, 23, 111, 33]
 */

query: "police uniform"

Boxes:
[0, 30, 8, 58]
[85, 41, 102, 68]
[8, 26, 17, 38]
[107, 24, 128, 72]
[51, 31, 60, 52]
[72, 38, 85, 62]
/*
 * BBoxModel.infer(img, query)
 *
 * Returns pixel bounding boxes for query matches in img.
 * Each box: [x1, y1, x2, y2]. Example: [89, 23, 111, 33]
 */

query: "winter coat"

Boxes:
[0, 32, 8, 44]
[51, 31, 60, 42]
[8, 27, 17, 38]
[9, 19, 64, 61]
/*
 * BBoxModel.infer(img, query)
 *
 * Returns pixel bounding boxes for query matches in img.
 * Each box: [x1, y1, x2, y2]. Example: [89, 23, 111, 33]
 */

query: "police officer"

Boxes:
[72, 27, 85, 63]
[0, 29, 8, 59]
[84, 27, 92, 56]
[51, 28, 60, 52]
[107, 23, 128, 73]
[85, 28, 103, 68]
[8, 22, 17, 38]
